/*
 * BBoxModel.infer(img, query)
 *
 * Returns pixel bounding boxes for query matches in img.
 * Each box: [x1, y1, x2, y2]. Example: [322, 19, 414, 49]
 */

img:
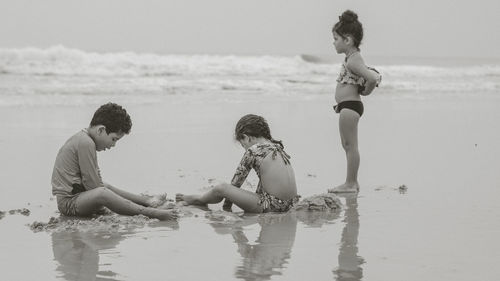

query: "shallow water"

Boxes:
[1, 96, 499, 280]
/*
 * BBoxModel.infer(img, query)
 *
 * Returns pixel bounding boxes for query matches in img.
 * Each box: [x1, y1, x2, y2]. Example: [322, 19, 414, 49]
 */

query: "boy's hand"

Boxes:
[147, 193, 168, 208]
[223, 199, 233, 211]
[167, 209, 180, 220]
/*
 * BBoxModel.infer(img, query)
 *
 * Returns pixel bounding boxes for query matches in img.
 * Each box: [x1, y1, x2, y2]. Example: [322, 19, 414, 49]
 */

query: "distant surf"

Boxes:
[300, 54, 336, 64]
[0, 46, 498, 106]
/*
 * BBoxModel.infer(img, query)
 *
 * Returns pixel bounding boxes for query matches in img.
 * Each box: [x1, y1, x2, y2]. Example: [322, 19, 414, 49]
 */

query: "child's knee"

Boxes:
[342, 139, 358, 151]
[342, 139, 351, 150]
[94, 186, 113, 204]
[213, 184, 230, 196]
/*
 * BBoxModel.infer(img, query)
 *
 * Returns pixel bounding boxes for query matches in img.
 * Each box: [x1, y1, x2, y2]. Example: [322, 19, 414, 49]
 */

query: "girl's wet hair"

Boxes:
[235, 114, 284, 149]
[332, 10, 363, 48]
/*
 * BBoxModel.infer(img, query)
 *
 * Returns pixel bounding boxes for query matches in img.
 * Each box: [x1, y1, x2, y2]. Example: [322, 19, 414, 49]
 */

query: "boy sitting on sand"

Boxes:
[51, 102, 177, 220]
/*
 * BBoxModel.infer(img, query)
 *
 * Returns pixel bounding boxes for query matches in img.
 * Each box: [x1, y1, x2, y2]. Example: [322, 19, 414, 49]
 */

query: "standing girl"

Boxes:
[176, 114, 300, 213]
[328, 10, 381, 193]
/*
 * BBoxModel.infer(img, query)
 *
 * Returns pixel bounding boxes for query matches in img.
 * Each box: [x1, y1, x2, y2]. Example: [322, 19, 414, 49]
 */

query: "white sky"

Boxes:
[1, 0, 499, 58]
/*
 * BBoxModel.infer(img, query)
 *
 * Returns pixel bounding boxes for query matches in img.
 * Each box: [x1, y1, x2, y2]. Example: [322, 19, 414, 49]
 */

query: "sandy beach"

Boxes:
[1, 0, 500, 278]
[1, 91, 499, 280]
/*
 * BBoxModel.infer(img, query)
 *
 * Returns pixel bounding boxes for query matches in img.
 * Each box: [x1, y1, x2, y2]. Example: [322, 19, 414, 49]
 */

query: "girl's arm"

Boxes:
[230, 149, 254, 188]
[224, 149, 255, 209]
[346, 54, 379, 96]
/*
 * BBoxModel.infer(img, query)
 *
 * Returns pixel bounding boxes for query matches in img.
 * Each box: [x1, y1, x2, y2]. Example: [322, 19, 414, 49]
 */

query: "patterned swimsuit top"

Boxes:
[231, 142, 291, 189]
[336, 53, 382, 87]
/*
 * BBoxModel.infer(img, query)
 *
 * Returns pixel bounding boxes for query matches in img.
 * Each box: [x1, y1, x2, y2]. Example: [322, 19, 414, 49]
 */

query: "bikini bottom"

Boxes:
[257, 188, 300, 213]
[333, 100, 364, 117]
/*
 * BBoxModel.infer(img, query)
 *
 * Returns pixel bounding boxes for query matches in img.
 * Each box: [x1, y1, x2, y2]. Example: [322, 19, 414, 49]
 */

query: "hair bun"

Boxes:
[339, 10, 358, 23]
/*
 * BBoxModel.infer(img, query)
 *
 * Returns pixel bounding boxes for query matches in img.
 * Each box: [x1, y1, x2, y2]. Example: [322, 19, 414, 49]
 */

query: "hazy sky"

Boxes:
[1, 0, 499, 58]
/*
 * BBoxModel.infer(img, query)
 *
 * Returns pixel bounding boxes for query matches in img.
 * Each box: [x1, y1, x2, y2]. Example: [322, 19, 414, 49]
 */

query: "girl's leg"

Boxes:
[330, 109, 360, 193]
[75, 187, 177, 220]
[176, 184, 263, 213]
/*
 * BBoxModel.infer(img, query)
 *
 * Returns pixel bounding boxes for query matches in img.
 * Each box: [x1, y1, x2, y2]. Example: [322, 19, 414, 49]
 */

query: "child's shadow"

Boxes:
[51, 230, 123, 281]
[333, 193, 364, 281]
[206, 205, 342, 281]
[208, 212, 298, 280]
[50, 214, 179, 281]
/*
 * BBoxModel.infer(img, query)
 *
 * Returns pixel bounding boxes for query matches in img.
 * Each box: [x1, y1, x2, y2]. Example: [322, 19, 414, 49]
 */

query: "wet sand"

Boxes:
[1, 94, 499, 280]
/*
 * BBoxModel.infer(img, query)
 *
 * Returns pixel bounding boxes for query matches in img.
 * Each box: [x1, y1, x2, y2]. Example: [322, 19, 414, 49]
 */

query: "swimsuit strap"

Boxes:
[270, 144, 291, 165]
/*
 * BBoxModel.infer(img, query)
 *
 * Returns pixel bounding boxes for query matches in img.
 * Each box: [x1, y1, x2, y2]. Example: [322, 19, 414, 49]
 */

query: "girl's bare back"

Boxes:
[259, 153, 297, 201]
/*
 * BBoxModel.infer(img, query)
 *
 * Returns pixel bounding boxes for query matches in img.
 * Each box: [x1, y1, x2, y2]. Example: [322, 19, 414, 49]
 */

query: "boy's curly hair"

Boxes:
[90, 103, 132, 134]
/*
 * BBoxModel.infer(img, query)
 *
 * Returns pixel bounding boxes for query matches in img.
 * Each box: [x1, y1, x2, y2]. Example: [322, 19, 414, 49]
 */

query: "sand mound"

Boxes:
[292, 194, 343, 227]
[294, 193, 342, 211]
[205, 210, 243, 224]
[29, 214, 159, 233]
[8, 208, 31, 216]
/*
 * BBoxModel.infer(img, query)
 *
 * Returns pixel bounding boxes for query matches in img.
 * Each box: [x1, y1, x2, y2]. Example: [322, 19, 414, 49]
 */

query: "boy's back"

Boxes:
[52, 129, 103, 197]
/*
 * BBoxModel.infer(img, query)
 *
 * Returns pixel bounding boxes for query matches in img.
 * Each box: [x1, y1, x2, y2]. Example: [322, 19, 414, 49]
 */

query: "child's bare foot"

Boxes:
[328, 182, 359, 193]
[175, 193, 203, 206]
[147, 193, 168, 208]
[157, 209, 179, 220]
[144, 208, 178, 220]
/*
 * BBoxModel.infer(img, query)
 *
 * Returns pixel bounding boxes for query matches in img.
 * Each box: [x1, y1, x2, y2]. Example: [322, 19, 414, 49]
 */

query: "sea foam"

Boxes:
[0, 46, 498, 106]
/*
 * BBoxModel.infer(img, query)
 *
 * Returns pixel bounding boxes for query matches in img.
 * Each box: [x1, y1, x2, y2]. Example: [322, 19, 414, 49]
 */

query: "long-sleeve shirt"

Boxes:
[51, 129, 103, 196]
[230, 142, 291, 191]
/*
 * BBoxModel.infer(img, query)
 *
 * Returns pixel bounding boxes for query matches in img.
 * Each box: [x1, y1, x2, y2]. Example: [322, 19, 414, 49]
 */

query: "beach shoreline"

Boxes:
[1, 93, 499, 280]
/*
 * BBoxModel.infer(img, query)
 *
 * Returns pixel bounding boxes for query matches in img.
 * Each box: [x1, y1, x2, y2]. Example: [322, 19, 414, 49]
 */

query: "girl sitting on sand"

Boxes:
[176, 114, 300, 213]
[328, 10, 382, 193]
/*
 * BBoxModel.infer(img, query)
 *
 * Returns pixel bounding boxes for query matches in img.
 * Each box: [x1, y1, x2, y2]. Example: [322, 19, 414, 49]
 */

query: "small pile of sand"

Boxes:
[205, 211, 243, 224]
[30, 217, 60, 232]
[292, 194, 343, 227]
[294, 193, 342, 211]
[158, 202, 177, 209]
[8, 208, 31, 216]
[375, 184, 408, 193]
[29, 214, 158, 233]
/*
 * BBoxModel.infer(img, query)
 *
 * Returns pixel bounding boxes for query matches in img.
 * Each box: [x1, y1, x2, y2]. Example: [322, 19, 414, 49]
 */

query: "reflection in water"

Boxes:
[208, 206, 343, 281]
[233, 214, 297, 281]
[333, 194, 364, 281]
[209, 213, 297, 281]
[51, 231, 124, 281]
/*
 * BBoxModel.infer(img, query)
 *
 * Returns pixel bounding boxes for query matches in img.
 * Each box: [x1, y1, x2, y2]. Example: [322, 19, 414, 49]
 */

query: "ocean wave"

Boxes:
[0, 46, 499, 106]
[0, 45, 321, 77]
[1, 46, 499, 78]
[379, 64, 500, 78]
